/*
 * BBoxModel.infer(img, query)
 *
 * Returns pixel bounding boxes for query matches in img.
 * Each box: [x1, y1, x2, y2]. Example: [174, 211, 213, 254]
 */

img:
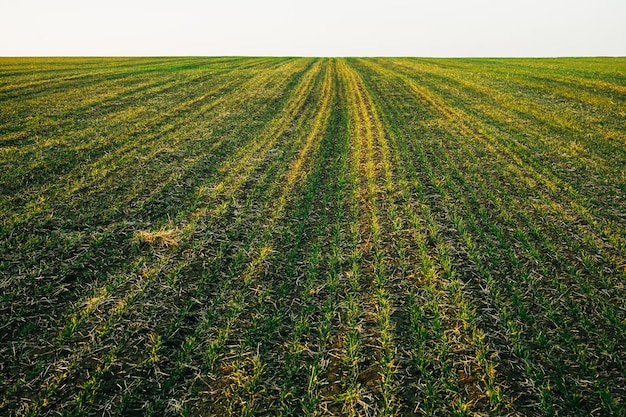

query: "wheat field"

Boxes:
[1, 57, 625, 416]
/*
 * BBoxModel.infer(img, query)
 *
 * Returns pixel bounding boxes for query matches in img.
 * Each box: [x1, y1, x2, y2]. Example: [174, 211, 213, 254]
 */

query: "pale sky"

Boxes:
[1, 0, 625, 57]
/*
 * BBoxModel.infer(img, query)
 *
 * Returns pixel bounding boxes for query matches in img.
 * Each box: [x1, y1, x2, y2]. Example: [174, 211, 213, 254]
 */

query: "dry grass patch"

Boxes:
[134, 228, 180, 248]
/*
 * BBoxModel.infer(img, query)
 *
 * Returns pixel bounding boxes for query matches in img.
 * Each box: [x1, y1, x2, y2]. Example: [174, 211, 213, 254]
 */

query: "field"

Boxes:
[1, 57, 625, 416]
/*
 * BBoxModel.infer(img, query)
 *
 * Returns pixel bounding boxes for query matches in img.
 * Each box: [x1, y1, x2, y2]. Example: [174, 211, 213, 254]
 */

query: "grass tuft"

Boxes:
[134, 228, 180, 248]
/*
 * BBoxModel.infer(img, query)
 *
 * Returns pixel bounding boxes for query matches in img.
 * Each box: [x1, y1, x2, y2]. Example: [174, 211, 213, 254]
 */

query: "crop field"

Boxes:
[0, 57, 625, 416]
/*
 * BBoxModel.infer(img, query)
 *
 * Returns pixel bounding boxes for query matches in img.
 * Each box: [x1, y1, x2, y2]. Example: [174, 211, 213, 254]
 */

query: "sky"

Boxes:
[1, 0, 625, 57]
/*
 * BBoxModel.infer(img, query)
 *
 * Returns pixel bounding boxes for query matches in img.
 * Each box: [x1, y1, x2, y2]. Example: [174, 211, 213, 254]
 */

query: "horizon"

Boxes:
[2, 55, 625, 59]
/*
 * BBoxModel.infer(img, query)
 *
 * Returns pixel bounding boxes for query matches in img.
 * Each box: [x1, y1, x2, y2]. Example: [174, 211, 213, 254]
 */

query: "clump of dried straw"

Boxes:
[134, 228, 180, 248]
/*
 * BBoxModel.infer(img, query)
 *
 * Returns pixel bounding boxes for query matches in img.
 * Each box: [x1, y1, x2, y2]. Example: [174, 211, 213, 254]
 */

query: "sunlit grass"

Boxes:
[1, 56, 624, 416]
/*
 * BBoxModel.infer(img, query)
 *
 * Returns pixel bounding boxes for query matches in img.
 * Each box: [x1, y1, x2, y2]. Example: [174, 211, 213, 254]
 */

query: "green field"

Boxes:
[1, 57, 625, 416]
